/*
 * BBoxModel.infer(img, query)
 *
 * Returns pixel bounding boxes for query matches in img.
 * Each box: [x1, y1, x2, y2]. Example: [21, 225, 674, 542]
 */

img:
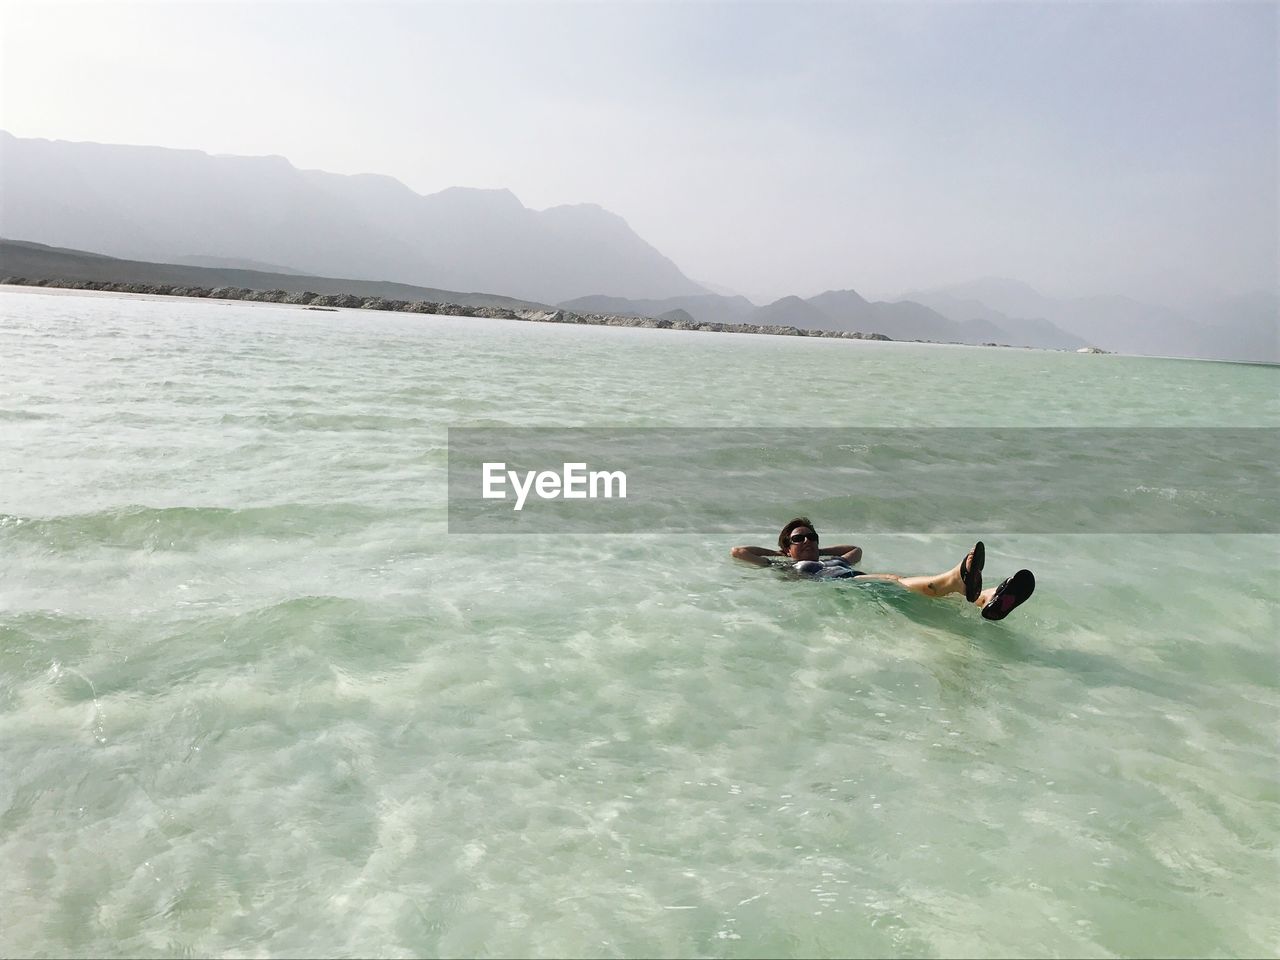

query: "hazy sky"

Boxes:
[2, 0, 1276, 304]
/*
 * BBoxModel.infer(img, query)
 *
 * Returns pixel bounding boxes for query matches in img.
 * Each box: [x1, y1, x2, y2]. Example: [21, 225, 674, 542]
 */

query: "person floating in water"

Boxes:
[731, 517, 1036, 621]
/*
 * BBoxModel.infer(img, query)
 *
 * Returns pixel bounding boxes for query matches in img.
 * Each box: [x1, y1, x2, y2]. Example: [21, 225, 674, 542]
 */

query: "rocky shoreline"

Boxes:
[1, 276, 894, 342]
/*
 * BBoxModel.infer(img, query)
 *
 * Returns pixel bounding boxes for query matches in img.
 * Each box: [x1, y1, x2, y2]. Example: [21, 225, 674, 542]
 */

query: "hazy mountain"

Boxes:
[956, 316, 1014, 343]
[1190, 292, 1279, 363]
[804, 288, 870, 323]
[0, 238, 551, 309]
[692, 278, 751, 299]
[895, 288, 1087, 350]
[744, 286, 1081, 347]
[904, 278, 1277, 361]
[563, 286, 1039, 346]
[558, 292, 756, 325]
[801, 288, 1016, 344]
[750, 295, 835, 330]
[0, 132, 707, 304]
[856, 300, 958, 341]
[172, 254, 312, 274]
[908, 278, 1051, 320]
[998, 316, 1089, 351]
[1058, 294, 1206, 356]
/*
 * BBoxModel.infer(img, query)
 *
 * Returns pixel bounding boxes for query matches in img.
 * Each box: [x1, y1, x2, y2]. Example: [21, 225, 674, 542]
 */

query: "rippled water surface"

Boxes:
[2, 289, 1277, 958]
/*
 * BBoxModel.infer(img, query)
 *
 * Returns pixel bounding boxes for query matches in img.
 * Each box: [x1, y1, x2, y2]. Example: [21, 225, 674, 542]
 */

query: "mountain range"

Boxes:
[0, 237, 1084, 351]
[1, 132, 1274, 360]
[560, 290, 1088, 351]
[899, 278, 1278, 363]
[0, 131, 702, 305]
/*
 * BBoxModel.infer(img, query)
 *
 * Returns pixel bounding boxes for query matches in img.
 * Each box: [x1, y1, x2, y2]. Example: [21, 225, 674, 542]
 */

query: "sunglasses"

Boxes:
[788, 532, 818, 544]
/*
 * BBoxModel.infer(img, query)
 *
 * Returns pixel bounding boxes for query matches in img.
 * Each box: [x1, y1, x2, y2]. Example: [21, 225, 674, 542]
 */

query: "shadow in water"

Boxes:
[826, 576, 993, 639]
[821, 577, 1196, 704]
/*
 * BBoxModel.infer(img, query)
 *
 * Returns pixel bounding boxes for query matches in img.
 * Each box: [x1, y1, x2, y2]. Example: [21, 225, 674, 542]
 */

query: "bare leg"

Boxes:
[851, 545, 974, 599]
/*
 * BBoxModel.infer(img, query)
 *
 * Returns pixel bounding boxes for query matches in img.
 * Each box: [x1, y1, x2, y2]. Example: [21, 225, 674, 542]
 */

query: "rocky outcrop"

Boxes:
[1, 276, 898, 344]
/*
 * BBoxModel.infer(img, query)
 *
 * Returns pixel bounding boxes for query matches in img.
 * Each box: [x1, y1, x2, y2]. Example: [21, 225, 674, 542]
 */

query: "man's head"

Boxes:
[779, 517, 819, 561]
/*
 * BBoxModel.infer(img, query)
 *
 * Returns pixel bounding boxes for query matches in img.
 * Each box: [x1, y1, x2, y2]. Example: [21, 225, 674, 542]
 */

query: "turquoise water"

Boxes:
[1, 288, 1277, 958]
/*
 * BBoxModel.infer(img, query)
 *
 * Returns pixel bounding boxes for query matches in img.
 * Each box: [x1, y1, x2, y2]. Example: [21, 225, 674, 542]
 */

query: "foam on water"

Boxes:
[1, 289, 1277, 957]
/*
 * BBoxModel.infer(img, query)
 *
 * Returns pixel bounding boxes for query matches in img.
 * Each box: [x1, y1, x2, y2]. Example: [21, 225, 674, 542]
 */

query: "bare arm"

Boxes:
[731, 545, 783, 567]
[820, 545, 863, 565]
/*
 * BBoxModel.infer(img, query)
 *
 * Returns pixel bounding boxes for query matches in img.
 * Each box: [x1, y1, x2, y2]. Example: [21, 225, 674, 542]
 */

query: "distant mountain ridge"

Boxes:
[0, 132, 707, 304]
[3, 133, 1272, 359]
[562, 288, 1087, 350]
[172, 254, 312, 274]
[901, 278, 1279, 363]
[0, 235, 1077, 348]
[7, 236, 1272, 360]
